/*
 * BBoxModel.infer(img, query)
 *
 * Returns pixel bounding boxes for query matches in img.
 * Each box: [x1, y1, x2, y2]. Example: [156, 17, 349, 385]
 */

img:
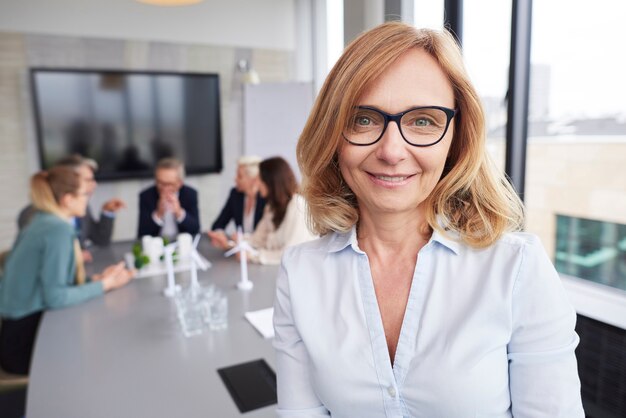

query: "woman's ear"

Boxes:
[57, 192, 73, 209]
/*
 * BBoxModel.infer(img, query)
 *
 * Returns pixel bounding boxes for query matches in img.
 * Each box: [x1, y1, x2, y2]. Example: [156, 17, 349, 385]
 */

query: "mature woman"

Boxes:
[208, 155, 266, 246]
[273, 22, 584, 417]
[0, 166, 134, 375]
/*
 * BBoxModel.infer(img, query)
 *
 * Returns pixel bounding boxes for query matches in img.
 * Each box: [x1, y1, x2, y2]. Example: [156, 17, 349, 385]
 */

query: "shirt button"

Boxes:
[387, 386, 397, 397]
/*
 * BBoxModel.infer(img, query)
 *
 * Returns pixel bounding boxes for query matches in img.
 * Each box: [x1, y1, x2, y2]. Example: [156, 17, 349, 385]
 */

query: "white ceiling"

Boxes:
[0, 0, 296, 50]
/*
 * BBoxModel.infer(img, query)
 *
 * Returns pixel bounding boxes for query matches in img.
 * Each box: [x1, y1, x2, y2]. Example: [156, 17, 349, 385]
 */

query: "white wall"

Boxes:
[243, 82, 313, 179]
[0, 0, 295, 50]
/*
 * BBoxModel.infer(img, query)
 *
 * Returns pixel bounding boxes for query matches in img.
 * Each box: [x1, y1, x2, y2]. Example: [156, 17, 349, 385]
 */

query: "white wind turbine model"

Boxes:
[163, 235, 211, 298]
[224, 227, 258, 290]
[188, 234, 211, 293]
[163, 241, 181, 297]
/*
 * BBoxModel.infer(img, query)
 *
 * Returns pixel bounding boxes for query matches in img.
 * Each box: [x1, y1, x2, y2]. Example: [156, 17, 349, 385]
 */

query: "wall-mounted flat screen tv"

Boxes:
[30, 68, 223, 180]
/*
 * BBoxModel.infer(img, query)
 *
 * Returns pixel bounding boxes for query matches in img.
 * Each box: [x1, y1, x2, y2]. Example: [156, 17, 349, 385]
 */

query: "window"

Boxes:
[525, 0, 626, 291]
[327, 0, 344, 70]
[413, 0, 444, 29]
[462, 0, 512, 171]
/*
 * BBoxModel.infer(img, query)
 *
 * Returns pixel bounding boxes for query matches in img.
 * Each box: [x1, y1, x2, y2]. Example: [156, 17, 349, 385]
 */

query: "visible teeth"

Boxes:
[376, 175, 407, 182]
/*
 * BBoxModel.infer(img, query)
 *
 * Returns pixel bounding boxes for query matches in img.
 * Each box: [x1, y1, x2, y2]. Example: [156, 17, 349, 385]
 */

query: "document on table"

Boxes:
[244, 307, 275, 339]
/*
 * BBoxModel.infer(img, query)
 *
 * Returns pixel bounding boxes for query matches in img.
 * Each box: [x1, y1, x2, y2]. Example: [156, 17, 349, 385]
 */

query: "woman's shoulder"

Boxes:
[446, 230, 547, 262]
[282, 194, 309, 218]
[228, 187, 244, 200]
[458, 231, 549, 264]
[290, 193, 307, 209]
[29, 212, 73, 237]
[495, 231, 544, 250]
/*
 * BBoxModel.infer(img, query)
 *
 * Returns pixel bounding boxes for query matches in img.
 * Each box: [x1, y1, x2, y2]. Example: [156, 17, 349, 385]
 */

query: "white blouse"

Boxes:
[248, 194, 316, 265]
[242, 195, 256, 235]
[273, 227, 584, 417]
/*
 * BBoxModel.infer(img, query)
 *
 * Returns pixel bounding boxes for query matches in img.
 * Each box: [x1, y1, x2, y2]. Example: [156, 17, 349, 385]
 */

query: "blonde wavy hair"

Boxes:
[31, 166, 81, 218]
[297, 21, 524, 248]
[31, 166, 87, 284]
[237, 155, 262, 178]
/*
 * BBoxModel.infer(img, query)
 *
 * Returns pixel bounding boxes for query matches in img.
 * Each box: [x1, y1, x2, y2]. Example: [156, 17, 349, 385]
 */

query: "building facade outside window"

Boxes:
[525, 0, 626, 292]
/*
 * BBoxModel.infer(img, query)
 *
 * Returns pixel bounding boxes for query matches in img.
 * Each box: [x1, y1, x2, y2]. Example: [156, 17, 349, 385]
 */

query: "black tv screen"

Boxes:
[30, 68, 223, 180]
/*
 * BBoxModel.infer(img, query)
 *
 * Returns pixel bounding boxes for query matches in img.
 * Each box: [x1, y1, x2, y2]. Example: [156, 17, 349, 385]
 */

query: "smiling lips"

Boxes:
[375, 174, 408, 182]
[367, 172, 416, 186]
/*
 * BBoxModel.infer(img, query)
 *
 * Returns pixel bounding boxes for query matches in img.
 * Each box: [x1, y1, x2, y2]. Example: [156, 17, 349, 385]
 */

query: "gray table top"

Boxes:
[26, 238, 279, 418]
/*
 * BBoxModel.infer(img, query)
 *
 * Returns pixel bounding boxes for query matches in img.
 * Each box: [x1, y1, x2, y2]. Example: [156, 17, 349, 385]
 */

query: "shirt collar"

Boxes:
[430, 227, 460, 255]
[325, 223, 461, 255]
[326, 227, 359, 253]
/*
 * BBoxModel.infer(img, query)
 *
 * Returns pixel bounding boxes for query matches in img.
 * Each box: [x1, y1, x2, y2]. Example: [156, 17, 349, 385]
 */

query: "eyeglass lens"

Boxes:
[345, 107, 451, 146]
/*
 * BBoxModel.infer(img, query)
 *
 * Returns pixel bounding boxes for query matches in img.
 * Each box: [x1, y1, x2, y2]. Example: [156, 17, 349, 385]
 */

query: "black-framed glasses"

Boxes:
[343, 105, 457, 147]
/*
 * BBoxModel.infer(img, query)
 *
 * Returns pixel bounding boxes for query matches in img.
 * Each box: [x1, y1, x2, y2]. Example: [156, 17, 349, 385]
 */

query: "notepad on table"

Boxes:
[244, 307, 275, 339]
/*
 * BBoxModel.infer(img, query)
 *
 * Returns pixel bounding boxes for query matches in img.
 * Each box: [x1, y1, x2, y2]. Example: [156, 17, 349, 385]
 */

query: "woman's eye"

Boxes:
[414, 118, 431, 126]
[356, 116, 371, 126]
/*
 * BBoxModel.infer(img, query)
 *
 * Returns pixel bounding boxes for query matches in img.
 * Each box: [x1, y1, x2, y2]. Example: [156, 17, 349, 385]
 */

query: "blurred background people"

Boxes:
[137, 157, 200, 238]
[211, 156, 316, 265]
[17, 154, 126, 261]
[208, 155, 266, 246]
[0, 166, 134, 375]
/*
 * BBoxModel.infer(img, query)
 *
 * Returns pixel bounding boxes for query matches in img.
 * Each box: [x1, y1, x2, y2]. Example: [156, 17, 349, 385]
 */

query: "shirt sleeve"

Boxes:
[176, 209, 186, 223]
[151, 211, 164, 226]
[248, 208, 272, 262]
[256, 209, 298, 265]
[508, 235, 585, 417]
[273, 252, 330, 417]
[39, 232, 104, 309]
[85, 206, 114, 246]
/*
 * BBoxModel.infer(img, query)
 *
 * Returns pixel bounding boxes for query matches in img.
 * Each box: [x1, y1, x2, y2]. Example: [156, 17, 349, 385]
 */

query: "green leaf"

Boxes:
[135, 254, 150, 269]
[132, 242, 142, 257]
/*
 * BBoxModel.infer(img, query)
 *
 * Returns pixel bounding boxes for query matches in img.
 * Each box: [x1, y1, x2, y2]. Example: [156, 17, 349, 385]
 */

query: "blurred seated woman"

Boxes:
[207, 155, 266, 246]
[0, 166, 134, 375]
[210, 157, 316, 265]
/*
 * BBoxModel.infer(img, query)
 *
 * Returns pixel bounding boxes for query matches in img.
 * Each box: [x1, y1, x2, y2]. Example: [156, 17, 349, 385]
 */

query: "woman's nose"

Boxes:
[374, 121, 409, 165]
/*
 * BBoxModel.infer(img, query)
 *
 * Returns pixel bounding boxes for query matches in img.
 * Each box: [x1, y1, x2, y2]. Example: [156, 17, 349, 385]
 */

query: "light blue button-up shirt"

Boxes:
[273, 227, 584, 417]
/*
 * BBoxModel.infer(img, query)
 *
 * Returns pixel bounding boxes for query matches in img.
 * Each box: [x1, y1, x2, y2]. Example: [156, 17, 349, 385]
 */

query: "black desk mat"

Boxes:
[217, 359, 277, 413]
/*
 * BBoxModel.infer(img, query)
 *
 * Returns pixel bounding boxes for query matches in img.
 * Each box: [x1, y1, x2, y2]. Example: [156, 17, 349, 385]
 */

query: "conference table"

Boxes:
[26, 238, 279, 417]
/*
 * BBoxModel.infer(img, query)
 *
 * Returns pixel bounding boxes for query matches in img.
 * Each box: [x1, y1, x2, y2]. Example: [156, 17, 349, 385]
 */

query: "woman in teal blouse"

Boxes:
[0, 166, 134, 375]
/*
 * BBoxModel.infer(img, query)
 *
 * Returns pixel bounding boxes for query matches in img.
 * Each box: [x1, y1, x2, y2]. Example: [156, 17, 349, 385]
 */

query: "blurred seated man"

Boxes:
[137, 158, 200, 238]
[207, 156, 266, 247]
[17, 155, 125, 261]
